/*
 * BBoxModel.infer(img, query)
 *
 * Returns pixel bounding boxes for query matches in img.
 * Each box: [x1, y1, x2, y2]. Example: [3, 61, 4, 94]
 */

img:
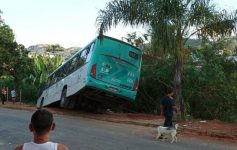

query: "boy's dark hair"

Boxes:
[31, 109, 54, 135]
[165, 86, 173, 95]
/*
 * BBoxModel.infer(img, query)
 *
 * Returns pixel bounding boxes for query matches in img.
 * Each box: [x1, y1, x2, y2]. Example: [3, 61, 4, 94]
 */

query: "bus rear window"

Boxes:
[129, 51, 138, 59]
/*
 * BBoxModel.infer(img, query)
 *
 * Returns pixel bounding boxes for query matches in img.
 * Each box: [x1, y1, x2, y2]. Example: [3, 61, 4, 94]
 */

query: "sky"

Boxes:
[0, 0, 237, 48]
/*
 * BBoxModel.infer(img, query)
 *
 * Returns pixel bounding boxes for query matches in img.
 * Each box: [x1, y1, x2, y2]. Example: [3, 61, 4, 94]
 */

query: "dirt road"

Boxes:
[1, 102, 237, 147]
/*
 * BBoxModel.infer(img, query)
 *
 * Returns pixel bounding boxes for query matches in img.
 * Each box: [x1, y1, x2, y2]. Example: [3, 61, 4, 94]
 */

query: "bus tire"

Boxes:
[60, 89, 68, 108]
[68, 99, 76, 109]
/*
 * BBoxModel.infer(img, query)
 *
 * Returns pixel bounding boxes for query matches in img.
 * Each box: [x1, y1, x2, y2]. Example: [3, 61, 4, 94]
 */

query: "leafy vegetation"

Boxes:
[19, 55, 62, 102]
[96, 0, 237, 120]
[124, 33, 237, 122]
[0, 11, 62, 102]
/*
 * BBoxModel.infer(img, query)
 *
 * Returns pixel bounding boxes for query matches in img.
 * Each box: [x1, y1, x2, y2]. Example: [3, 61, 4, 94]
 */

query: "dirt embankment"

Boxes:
[1, 102, 237, 145]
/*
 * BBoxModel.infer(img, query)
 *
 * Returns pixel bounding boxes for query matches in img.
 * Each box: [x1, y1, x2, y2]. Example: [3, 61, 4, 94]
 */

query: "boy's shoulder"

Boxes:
[14, 145, 23, 150]
[15, 143, 69, 150]
[58, 143, 69, 150]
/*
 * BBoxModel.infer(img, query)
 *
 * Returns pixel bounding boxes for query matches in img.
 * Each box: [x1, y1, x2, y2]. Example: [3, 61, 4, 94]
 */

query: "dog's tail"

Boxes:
[174, 124, 179, 130]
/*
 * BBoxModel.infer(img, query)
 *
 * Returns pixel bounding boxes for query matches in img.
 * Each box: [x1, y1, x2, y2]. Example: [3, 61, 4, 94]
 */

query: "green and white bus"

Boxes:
[37, 36, 142, 109]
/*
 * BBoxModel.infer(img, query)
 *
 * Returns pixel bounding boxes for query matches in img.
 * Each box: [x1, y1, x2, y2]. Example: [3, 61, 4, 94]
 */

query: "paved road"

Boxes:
[0, 108, 236, 150]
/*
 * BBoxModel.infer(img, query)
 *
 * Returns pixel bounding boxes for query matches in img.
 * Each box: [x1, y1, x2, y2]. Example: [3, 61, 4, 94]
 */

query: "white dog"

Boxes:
[156, 124, 178, 143]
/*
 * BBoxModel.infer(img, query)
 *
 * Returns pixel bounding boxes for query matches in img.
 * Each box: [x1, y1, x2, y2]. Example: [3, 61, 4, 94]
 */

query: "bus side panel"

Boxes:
[37, 89, 58, 107]
[66, 63, 89, 97]
[53, 79, 66, 103]
[37, 42, 95, 107]
[36, 63, 89, 107]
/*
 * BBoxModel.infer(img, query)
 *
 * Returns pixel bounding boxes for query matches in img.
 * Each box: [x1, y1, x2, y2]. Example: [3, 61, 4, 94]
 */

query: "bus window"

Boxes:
[54, 71, 58, 83]
[49, 74, 55, 85]
[61, 66, 67, 78]
[80, 49, 87, 63]
[129, 51, 139, 60]
[64, 60, 73, 75]
[58, 69, 62, 79]
[86, 43, 94, 63]
[70, 56, 77, 72]
[46, 77, 51, 87]
[74, 52, 83, 69]
[57, 68, 64, 80]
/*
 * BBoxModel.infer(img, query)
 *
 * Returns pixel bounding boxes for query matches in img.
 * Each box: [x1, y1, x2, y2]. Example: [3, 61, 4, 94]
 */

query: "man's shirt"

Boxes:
[161, 96, 175, 117]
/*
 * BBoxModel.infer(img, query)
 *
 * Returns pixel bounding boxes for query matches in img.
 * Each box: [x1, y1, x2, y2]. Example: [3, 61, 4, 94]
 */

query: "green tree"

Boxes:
[96, 0, 237, 119]
[183, 40, 237, 121]
[122, 32, 149, 48]
[46, 44, 64, 53]
[0, 19, 15, 75]
[31, 55, 62, 87]
[18, 55, 62, 103]
[0, 11, 36, 101]
[0, 11, 32, 85]
[0, 15, 31, 83]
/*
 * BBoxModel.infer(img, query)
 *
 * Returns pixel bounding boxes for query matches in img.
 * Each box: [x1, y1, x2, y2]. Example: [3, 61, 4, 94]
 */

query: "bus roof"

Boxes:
[98, 35, 141, 52]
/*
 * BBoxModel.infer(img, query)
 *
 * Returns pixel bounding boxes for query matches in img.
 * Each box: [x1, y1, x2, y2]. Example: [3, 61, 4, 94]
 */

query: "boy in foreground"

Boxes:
[15, 109, 69, 150]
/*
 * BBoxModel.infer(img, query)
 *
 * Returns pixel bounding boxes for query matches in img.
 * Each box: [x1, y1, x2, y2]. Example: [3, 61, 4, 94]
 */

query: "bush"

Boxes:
[19, 82, 38, 104]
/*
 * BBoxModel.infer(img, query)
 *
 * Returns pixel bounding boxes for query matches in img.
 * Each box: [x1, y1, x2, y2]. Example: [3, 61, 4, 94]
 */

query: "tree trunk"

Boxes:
[174, 30, 185, 121]
[174, 58, 184, 120]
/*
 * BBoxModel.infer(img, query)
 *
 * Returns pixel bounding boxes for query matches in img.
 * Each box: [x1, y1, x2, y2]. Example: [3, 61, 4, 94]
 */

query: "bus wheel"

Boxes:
[60, 89, 68, 108]
[68, 99, 76, 109]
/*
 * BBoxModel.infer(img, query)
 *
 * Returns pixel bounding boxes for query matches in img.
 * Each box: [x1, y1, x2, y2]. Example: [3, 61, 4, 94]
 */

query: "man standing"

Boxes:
[11, 89, 16, 104]
[1, 87, 7, 104]
[160, 87, 178, 128]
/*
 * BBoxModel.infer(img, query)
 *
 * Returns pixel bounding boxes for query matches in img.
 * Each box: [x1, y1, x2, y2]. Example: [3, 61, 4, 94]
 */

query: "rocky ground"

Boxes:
[1, 102, 237, 146]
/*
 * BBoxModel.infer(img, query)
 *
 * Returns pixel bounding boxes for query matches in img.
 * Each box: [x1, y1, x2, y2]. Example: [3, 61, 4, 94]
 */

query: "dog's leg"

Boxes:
[171, 136, 174, 143]
[156, 132, 161, 140]
[175, 135, 178, 142]
[171, 139, 174, 143]
[171, 133, 175, 143]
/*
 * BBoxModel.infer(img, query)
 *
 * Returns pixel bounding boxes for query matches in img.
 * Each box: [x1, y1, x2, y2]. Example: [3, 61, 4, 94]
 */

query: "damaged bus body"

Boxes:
[37, 36, 142, 110]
